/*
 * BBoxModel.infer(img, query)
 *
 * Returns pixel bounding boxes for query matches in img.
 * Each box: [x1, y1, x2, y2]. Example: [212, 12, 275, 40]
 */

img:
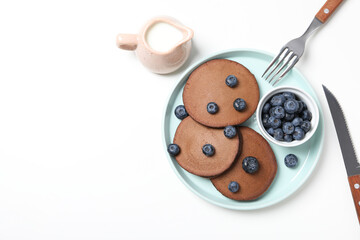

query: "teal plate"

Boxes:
[163, 49, 324, 210]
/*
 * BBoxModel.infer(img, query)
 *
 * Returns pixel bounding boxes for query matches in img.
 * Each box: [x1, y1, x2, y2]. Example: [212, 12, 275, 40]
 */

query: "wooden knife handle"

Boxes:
[316, 0, 343, 23]
[348, 175, 360, 224]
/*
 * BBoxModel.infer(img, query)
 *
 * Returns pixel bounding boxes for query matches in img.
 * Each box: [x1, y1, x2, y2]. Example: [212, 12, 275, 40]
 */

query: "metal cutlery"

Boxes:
[323, 85, 360, 224]
[263, 0, 343, 86]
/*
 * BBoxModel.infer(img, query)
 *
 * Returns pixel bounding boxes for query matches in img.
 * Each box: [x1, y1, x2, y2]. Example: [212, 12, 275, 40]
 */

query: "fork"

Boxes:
[262, 0, 343, 86]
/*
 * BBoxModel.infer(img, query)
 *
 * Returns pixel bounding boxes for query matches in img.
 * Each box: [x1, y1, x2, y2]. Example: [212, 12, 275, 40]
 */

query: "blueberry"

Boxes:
[284, 134, 293, 142]
[167, 144, 180, 156]
[262, 102, 271, 114]
[282, 92, 295, 100]
[301, 110, 312, 121]
[302, 101, 308, 110]
[293, 127, 305, 140]
[174, 105, 188, 120]
[269, 107, 276, 117]
[224, 125, 237, 138]
[228, 181, 240, 193]
[267, 128, 275, 136]
[270, 106, 286, 118]
[233, 98, 246, 111]
[262, 113, 271, 128]
[292, 117, 303, 127]
[284, 154, 298, 168]
[284, 113, 295, 121]
[284, 99, 299, 114]
[268, 116, 282, 129]
[282, 122, 295, 135]
[301, 120, 311, 133]
[225, 75, 238, 88]
[273, 128, 284, 141]
[207, 102, 219, 114]
[273, 106, 285, 119]
[202, 144, 215, 156]
[297, 101, 304, 113]
[270, 94, 286, 106]
[242, 156, 259, 174]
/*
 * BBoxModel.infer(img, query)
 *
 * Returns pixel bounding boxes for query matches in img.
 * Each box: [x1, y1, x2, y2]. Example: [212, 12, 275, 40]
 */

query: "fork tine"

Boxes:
[262, 47, 288, 78]
[264, 48, 290, 81]
[272, 56, 299, 86]
[268, 52, 296, 84]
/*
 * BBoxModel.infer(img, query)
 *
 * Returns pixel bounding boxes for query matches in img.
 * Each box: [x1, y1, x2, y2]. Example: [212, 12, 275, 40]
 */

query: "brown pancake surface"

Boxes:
[183, 59, 260, 128]
[173, 117, 242, 177]
[211, 127, 277, 200]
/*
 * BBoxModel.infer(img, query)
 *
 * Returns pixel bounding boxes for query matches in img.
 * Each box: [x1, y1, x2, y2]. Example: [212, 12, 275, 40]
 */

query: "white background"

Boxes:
[0, 0, 359, 239]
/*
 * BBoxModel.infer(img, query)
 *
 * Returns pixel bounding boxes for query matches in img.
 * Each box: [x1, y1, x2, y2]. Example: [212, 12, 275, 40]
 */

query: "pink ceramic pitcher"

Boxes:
[116, 16, 194, 74]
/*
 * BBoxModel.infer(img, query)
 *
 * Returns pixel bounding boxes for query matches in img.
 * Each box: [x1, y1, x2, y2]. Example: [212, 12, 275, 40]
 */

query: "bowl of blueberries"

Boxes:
[256, 86, 319, 147]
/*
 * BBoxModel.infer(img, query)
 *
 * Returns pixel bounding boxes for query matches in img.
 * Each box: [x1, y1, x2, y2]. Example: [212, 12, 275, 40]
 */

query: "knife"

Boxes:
[323, 85, 360, 224]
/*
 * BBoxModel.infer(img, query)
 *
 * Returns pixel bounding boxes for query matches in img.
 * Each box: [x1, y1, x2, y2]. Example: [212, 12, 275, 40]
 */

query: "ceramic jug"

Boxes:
[116, 16, 194, 74]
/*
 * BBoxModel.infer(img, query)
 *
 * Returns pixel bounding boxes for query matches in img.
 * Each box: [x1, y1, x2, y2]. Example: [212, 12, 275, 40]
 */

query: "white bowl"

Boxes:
[256, 86, 319, 147]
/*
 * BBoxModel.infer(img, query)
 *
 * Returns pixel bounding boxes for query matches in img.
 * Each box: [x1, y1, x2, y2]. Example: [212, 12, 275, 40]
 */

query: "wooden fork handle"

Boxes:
[316, 0, 343, 23]
[348, 175, 360, 224]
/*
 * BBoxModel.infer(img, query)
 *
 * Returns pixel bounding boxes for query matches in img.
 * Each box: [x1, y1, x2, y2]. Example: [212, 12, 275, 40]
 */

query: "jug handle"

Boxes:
[116, 34, 138, 51]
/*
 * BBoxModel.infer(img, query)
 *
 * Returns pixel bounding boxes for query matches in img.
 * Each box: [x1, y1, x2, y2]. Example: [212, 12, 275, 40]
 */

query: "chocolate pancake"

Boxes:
[211, 127, 277, 201]
[173, 117, 242, 177]
[183, 59, 260, 128]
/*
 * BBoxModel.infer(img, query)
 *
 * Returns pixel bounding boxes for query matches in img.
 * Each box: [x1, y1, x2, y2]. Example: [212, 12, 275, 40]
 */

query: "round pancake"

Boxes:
[173, 117, 242, 177]
[211, 127, 277, 201]
[183, 59, 260, 128]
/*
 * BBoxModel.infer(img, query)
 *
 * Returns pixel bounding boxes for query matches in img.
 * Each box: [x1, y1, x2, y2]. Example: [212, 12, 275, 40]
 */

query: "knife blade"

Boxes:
[323, 85, 360, 224]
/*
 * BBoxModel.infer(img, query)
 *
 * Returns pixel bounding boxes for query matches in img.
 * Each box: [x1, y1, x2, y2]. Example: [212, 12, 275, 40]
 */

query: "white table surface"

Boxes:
[0, 0, 359, 239]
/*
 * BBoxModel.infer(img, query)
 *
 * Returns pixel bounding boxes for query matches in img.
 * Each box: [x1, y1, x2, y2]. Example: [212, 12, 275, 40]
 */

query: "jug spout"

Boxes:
[116, 34, 138, 51]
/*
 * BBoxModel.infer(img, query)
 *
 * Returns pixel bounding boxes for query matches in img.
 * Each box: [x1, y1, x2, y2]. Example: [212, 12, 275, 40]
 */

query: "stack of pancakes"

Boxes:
[173, 59, 277, 201]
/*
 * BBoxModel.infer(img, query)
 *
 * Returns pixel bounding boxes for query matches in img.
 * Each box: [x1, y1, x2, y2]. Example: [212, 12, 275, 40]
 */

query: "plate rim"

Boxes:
[162, 48, 325, 210]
